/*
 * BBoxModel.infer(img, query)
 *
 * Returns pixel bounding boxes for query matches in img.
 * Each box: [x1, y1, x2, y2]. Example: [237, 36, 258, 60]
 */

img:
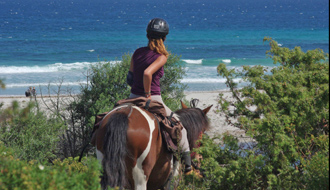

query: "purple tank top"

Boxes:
[131, 47, 164, 96]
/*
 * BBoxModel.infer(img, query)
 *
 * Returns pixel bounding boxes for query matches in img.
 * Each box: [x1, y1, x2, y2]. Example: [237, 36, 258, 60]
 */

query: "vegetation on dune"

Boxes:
[0, 101, 65, 162]
[0, 142, 101, 189]
[183, 37, 328, 189]
[0, 40, 328, 189]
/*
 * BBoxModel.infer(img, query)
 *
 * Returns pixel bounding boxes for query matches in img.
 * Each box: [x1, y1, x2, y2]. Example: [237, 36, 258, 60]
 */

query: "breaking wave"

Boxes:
[182, 59, 203, 64]
[0, 61, 120, 74]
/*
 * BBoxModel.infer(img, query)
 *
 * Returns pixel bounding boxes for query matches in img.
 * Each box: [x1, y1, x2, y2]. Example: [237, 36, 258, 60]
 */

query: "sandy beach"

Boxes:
[0, 91, 248, 141]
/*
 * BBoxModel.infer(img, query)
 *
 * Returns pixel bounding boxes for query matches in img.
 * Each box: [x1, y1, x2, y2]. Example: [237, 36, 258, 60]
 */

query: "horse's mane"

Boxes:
[175, 99, 210, 150]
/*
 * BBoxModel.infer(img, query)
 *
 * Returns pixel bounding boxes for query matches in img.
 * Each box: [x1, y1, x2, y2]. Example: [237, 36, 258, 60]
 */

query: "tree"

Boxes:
[194, 37, 328, 189]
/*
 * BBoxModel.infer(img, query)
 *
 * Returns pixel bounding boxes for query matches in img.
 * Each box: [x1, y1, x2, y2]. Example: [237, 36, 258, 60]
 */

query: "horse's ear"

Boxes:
[181, 100, 188, 109]
[203, 105, 213, 115]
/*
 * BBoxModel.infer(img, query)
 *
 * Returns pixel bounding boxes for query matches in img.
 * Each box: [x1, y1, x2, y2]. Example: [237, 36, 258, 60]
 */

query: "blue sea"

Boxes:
[0, 0, 329, 96]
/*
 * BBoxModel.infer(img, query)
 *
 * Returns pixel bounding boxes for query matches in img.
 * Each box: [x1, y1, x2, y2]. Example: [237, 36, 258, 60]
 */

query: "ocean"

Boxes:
[0, 0, 329, 96]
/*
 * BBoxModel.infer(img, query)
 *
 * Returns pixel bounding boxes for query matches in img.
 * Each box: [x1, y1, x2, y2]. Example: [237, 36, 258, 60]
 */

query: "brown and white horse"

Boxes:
[93, 99, 212, 190]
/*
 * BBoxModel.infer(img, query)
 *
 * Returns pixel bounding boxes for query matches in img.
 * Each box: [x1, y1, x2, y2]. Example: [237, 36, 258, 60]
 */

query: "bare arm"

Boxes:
[143, 55, 167, 98]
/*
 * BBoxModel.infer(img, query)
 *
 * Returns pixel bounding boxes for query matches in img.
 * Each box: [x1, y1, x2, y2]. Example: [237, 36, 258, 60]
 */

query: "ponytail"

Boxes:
[148, 38, 169, 57]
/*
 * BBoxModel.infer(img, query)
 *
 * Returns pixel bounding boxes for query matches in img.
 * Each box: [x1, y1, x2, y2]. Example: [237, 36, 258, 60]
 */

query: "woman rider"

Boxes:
[126, 18, 194, 174]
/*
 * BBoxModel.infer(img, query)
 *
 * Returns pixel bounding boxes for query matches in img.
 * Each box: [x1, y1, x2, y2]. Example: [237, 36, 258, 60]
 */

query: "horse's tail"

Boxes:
[101, 112, 129, 190]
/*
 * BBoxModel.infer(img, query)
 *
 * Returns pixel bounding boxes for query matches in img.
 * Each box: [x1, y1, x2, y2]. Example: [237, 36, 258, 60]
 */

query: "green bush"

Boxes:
[304, 152, 329, 189]
[0, 141, 102, 190]
[0, 101, 65, 162]
[178, 134, 268, 190]
[206, 37, 329, 189]
[72, 54, 132, 128]
[179, 38, 329, 189]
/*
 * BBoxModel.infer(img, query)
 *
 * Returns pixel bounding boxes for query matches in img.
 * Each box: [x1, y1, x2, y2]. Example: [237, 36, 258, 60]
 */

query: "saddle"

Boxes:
[91, 97, 183, 152]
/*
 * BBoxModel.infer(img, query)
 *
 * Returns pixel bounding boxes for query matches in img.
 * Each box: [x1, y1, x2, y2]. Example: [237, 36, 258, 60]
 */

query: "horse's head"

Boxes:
[180, 99, 212, 116]
[176, 99, 213, 150]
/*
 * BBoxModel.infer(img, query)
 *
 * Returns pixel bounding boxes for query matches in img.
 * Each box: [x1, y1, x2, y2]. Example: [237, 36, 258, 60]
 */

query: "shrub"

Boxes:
[0, 141, 102, 189]
[206, 37, 329, 189]
[73, 54, 132, 126]
[0, 101, 65, 162]
[179, 38, 329, 189]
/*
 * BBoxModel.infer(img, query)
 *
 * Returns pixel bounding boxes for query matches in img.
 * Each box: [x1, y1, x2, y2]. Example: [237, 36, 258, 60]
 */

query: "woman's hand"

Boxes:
[145, 91, 152, 99]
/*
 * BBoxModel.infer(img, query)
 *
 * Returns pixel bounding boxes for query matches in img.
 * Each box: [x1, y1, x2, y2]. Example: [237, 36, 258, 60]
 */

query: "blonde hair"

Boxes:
[148, 38, 169, 57]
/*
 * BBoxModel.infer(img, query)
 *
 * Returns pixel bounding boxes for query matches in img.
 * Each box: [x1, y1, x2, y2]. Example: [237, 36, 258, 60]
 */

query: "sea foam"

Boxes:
[182, 59, 203, 64]
[181, 78, 242, 83]
[0, 61, 119, 74]
[5, 81, 88, 88]
[222, 59, 231, 63]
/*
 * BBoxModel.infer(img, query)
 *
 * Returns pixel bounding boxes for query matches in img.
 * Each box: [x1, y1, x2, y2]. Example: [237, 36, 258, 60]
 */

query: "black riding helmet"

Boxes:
[146, 18, 169, 39]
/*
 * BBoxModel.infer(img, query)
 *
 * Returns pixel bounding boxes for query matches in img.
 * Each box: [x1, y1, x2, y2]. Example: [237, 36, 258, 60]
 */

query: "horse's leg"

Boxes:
[132, 153, 159, 190]
[132, 171, 147, 190]
[161, 156, 179, 190]
[132, 154, 149, 190]
[160, 156, 181, 190]
[147, 150, 172, 190]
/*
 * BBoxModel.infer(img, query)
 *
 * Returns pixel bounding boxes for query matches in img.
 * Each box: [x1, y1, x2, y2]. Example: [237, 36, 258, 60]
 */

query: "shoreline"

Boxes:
[0, 90, 250, 141]
[0, 90, 233, 98]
